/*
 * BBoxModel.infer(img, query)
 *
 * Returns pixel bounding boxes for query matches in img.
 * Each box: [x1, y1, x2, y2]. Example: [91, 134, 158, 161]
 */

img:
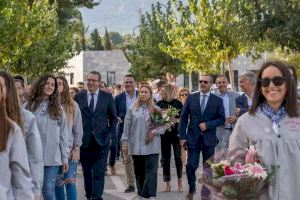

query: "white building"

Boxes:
[63, 50, 131, 86]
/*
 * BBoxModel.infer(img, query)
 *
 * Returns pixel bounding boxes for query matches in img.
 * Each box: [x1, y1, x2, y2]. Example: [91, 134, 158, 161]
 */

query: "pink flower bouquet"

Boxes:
[203, 146, 276, 200]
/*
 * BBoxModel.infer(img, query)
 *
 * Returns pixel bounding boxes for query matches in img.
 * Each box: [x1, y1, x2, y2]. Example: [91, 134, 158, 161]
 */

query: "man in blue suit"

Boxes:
[75, 71, 117, 200]
[179, 75, 225, 200]
[235, 71, 256, 117]
[114, 74, 138, 193]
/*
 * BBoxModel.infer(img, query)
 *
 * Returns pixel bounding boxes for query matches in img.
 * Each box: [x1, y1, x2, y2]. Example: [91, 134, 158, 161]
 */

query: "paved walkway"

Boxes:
[77, 158, 204, 200]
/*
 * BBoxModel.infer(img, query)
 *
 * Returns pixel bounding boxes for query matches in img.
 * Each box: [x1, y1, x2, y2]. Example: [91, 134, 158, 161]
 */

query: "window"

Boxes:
[70, 73, 74, 85]
[107, 71, 115, 86]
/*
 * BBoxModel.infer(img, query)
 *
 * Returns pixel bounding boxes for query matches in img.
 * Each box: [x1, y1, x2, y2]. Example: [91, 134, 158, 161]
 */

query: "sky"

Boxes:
[80, 0, 170, 35]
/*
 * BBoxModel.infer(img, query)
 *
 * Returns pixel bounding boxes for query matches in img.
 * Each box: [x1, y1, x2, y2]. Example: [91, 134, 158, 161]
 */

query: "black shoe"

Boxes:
[124, 185, 135, 193]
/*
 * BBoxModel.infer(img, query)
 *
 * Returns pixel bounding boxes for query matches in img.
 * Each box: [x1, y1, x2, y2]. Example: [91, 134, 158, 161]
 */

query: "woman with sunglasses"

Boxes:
[25, 74, 69, 200]
[0, 80, 34, 199]
[229, 61, 300, 199]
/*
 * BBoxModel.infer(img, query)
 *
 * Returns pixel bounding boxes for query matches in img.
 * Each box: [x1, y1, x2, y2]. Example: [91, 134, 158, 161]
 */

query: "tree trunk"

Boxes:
[227, 61, 235, 92]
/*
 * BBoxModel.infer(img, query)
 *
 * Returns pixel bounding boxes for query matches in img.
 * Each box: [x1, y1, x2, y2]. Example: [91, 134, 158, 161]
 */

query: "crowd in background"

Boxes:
[0, 61, 300, 200]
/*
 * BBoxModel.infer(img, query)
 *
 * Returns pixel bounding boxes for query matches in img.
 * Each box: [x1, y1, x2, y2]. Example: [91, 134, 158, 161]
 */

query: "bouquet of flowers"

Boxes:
[203, 146, 276, 200]
[147, 106, 180, 128]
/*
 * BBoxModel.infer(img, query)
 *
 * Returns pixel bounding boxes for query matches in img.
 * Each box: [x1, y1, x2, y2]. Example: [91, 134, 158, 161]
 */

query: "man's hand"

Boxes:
[235, 108, 241, 117]
[226, 115, 237, 124]
[180, 139, 186, 148]
[34, 195, 41, 200]
[117, 117, 123, 124]
[199, 123, 207, 131]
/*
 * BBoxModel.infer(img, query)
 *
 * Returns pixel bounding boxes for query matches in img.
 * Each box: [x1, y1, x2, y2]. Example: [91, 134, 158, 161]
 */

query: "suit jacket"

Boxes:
[235, 93, 249, 116]
[179, 92, 225, 148]
[114, 91, 138, 137]
[75, 90, 117, 148]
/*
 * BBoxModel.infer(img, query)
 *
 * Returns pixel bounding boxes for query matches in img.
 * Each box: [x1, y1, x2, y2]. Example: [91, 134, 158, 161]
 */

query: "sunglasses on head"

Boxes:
[199, 80, 209, 84]
[258, 76, 286, 87]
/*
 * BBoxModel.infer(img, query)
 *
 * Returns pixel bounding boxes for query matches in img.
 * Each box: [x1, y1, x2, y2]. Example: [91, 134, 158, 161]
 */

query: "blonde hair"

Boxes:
[162, 83, 176, 102]
[178, 87, 190, 102]
[134, 85, 154, 109]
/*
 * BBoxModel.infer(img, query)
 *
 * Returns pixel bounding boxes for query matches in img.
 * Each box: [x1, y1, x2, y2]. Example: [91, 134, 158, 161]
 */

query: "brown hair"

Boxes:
[0, 82, 12, 152]
[134, 85, 154, 109]
[249, 61, 298, 117]
[0, 71, 24, 132]
[26, 74, 63, 120]
[57, 76, 75, 127]
[162, 83, 176, 102]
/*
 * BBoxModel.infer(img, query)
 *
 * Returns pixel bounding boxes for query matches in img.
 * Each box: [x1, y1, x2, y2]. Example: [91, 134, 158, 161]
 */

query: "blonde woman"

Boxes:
[157, 84, 183, 192]
[122, 85, 165, 199]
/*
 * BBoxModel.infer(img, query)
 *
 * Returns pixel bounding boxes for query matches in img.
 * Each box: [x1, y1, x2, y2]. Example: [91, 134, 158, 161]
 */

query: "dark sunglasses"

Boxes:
[259, 76, 286, 87]
[199, 80, 209, 84]
[180, 93, 188, 96]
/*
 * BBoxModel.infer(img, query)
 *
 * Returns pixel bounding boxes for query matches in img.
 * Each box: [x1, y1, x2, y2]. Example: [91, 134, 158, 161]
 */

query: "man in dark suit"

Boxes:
[179, 75, 225, 200]
[114, 74, 138, 193]
[75, 71, 117, 200]
[235, 71, 256, 117]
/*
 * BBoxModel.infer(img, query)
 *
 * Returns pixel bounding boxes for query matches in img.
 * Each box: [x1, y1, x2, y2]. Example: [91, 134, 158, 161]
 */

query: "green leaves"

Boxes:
[124, 1, 183, 81]
[0, 0, 77, 79]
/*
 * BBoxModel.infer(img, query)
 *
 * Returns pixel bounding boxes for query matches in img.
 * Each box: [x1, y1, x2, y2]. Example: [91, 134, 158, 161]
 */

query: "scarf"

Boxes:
[261, 103, 287, 125]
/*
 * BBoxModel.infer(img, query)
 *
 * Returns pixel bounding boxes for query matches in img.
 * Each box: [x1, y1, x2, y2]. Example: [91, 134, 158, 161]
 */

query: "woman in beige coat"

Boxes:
[229, 61, 300, 200]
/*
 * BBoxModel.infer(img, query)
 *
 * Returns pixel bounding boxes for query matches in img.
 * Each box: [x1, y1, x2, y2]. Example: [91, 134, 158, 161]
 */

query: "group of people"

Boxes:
[1, 60, 299, 200]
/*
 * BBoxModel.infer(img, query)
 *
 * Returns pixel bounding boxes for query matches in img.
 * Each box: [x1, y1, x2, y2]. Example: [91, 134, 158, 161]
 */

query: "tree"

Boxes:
[0, 0, 76, 79]
[224, 0, 300, 52]
[103, 27, 112, 50]
[123, 1, 183, 81]
[90, 29, 104, 50]
[109, 32, 123, 47]
[159, 0, 247, 90]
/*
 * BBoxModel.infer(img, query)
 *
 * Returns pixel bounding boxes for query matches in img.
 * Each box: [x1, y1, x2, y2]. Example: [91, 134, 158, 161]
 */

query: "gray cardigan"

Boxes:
[21, 108, 43, 196]
[0, 122, 34, 200]
[121, 105, 165, 155]
[66, 102, 83, 150]
[30, 100, 69, 166]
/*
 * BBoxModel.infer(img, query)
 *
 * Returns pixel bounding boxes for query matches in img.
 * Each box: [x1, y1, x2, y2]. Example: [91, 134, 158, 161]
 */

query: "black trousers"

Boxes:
[161, 132, 182, 182]
[132, 154, 159, 198]
[81, 137, 110, 200]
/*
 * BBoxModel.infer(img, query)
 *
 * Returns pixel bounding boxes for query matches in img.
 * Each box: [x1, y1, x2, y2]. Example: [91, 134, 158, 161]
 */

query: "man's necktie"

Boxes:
[89, 93, 95, 112]
[200, 95, 206, 113]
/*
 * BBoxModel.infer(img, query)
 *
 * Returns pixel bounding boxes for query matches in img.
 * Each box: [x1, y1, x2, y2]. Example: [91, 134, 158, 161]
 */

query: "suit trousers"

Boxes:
[80, 137, 110, 200]
[132, 154, 159, 198]
[216, 127, 232, 152]
[186, 145, 215, 194]
[123, 150, 135, 187]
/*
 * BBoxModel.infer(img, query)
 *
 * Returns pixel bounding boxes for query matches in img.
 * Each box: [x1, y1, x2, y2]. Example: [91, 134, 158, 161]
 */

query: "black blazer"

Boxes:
[114, 91, 138, 136]
[179, 92, 225, 148]
[75, 90, 117, 148]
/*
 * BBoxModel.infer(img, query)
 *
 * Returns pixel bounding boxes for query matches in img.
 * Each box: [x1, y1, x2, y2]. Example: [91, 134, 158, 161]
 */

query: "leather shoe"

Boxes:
[124, 185, 135, 193]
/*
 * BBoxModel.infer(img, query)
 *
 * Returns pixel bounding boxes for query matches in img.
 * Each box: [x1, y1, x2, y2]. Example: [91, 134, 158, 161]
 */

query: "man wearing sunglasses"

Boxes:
[179, 75, 225, 200]
[215, 75, 240, 151]
[235, 71, 257, 117]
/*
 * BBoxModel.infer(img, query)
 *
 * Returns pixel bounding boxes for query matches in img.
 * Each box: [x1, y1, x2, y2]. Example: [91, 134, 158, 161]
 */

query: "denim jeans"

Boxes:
[43, 166, 60, 200]
[55, 160, 78, 200]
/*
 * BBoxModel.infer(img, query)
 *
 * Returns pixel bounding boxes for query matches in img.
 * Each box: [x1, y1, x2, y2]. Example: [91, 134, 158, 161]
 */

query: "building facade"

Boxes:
[63, 50, 131, 86]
